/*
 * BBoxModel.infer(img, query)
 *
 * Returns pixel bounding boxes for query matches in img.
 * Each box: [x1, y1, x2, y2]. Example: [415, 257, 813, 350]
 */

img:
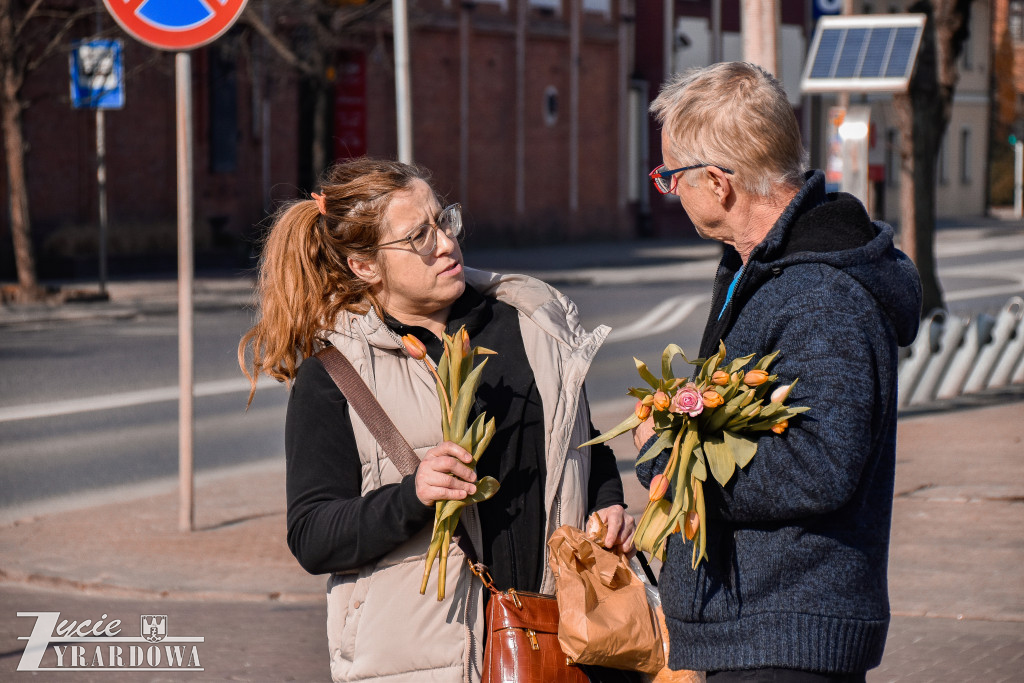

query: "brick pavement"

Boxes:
[2, 225, 1022, 679]
[1, 394, 1021, 680]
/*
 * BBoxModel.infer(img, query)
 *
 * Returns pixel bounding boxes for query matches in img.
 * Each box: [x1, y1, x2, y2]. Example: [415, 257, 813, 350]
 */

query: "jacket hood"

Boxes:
[749, 170, 922, 346]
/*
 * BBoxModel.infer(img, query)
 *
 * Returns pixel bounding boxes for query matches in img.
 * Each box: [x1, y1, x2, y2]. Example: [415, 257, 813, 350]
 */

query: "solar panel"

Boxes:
[800, 14, 926, 94]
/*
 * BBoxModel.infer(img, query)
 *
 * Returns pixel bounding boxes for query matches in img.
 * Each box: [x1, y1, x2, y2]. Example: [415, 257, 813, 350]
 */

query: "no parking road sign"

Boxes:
[103, 0, 248, 51]
[100, 1, 250, 532]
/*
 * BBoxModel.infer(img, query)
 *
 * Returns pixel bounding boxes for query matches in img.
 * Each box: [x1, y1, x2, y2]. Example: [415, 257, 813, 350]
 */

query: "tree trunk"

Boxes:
[894, 92, 943, 316]
[893, 0, 974, 318]
[1, 47, 41, 297]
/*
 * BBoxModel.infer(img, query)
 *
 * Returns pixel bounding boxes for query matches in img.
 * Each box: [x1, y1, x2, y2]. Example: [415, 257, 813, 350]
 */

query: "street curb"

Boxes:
[0, 568, 322, 604]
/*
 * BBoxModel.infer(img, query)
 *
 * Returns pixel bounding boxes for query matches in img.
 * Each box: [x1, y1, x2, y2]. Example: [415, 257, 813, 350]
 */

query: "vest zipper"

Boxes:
[462, 577, 475, 683]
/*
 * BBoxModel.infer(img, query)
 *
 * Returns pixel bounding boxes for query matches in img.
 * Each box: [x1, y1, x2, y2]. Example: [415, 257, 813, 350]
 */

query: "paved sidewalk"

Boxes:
[1, 395, 1022, 680]
[2, 225, 1022, 679]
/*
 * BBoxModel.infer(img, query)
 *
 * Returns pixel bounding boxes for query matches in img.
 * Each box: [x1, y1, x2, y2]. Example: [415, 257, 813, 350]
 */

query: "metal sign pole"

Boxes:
[175, 52, 195, 532]
[96, 108, 108, 296]
[393, 0, 413, 163]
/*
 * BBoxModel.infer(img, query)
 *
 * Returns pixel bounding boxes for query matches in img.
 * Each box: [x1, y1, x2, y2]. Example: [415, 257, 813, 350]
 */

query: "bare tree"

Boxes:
[1, 0, 96, 300]
[891, 0, 974, 316]
[237, 0, 387, 185]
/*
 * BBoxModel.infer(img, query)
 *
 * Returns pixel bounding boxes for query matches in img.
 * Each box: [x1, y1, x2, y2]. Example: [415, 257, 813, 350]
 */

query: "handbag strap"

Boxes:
[315, 344, 479, 561]
[315, 346, 421, 477]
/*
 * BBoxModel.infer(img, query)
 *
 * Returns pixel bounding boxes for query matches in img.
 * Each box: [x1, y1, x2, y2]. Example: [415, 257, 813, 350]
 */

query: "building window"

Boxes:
[543, 86, 559, 126]
[1011, 2, 1024, 42]
[937, 137, 949, 185]
[960, 19, 973, 69]
[583, 0, 610, 13]
[885, 128, 899, 188]
[530, 0, 559, 12]
[959, 127, 971, 185]
[209, 42, 238, 173]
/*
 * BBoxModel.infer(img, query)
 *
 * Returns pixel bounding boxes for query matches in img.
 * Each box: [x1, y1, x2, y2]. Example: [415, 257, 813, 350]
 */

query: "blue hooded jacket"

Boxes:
[638, 170, 922, 674]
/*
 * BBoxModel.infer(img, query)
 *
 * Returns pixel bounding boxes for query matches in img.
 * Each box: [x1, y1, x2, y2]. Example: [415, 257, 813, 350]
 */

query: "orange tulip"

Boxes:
[402, 334, 427, 360]
[649, 474, 669, 501]
[459, 327, 471, 355]
[771, 419, 789, 434]
[684, 510, 700, 540]
[635, 400, 652, 421]
[702, 390, 724, 409]
[711, 370, 730, 386]
[652, 390, 671, 411]
[743, 369, 769, 386]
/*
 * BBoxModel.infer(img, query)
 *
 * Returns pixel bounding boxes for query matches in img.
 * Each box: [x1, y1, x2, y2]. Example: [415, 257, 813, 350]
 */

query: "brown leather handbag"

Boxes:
[471, 562, 588, 683]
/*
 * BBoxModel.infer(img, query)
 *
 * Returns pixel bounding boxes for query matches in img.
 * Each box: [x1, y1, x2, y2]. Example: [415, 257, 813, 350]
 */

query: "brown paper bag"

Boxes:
[647, 606, 705, 683]
[547, 524, 666, 675]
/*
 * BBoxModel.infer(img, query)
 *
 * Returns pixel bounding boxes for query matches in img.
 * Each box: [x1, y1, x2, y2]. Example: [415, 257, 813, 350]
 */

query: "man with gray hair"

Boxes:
[634, 62, 922, 682]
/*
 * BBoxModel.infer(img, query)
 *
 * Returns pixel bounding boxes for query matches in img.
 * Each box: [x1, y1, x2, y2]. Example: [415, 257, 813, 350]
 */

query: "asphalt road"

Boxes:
[1, 227, 1021, 519]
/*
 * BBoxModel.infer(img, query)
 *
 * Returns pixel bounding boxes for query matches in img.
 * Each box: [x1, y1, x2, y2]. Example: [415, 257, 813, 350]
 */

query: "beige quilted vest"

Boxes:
[320, 269, 609, 683]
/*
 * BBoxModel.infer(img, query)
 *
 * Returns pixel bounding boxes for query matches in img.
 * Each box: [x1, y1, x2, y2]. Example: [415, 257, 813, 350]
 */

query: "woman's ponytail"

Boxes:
[239, 157, 431, 406]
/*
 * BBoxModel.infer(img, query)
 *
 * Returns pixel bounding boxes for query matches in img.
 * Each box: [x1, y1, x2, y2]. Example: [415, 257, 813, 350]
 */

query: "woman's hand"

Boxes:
[632, 416, 655, 452]
[593, 505, 636, 554]
[415, 441, 478, 506]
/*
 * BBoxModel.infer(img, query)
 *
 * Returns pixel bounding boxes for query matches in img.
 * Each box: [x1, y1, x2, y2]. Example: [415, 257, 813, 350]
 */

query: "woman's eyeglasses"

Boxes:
[374, 203, 463, 256]
[649, 163, 734, 195]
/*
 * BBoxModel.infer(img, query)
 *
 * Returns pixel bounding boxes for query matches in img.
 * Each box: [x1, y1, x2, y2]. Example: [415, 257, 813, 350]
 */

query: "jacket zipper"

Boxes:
[462, 577, 475, 683]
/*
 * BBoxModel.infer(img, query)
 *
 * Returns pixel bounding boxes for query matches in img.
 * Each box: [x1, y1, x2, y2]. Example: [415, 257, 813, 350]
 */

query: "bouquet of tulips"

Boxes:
[581, 341, 808, 567]
[402, 326, 501, 600]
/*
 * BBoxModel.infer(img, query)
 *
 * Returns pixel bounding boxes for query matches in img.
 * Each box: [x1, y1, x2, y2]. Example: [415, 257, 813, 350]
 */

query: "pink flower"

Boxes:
[670, 383, 704, 417]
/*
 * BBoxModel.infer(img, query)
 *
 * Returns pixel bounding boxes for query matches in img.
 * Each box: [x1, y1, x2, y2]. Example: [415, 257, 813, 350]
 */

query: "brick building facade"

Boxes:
[1, 0, 633, 281]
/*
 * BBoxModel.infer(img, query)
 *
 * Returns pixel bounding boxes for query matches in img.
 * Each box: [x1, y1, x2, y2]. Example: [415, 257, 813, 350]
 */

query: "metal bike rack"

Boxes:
[899, 297, 1024, 408]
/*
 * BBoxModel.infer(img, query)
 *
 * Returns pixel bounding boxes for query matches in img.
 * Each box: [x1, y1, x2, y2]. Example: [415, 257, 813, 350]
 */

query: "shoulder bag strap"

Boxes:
[315, 346, 421, 477]
[314, 345, 478, 561]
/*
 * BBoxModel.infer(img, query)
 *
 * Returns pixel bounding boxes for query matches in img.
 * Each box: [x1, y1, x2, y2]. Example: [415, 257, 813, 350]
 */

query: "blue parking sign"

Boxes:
[70, 39, 125, 109]
[813, 0, 843, 19]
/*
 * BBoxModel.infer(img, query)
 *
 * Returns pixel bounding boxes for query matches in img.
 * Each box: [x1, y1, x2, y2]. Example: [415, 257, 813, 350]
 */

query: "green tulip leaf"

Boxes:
[472, 418, 497, 463]
[724, 430, 759, 469]
[721, 353, 754, 375]
[437, 351, 451, 391]
[661, 344, 691, 380]
[755, 349, 781, 371]
[691, 444, 708, 481]
[636, 429, 676, 465]
[692, 479, 707, 568]
[578, 412, 642, 448]
[702, 433, 736, 487]
[450, 358, 489, 436]
[634, 357, 660, 389]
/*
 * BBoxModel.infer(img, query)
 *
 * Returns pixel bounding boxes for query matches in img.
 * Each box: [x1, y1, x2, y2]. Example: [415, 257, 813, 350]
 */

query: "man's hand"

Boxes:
[414, 442, 478, 506]
[632, 416, 655, 452]
[592, 505, 636, 554]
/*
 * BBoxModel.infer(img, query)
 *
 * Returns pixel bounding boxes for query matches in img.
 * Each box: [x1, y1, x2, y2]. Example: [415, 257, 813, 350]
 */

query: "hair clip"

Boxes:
[311, 192, 328, 216]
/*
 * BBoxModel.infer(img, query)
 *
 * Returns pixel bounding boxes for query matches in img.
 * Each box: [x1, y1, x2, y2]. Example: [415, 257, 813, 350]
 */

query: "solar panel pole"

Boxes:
[837, 0, 853, 110]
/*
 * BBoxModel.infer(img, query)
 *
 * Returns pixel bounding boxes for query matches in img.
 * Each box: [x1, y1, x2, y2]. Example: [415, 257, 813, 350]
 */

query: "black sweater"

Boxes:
[286, 286, 624, 592]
